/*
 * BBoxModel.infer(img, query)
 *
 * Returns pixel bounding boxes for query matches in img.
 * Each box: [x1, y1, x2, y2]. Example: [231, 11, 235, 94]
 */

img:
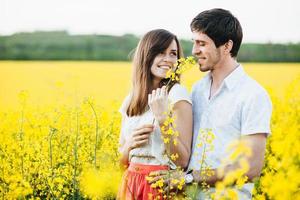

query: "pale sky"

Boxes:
[1, 0, 300, 43]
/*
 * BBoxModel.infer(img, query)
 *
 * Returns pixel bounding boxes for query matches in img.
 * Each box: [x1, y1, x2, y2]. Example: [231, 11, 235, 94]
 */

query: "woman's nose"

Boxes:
[162, 55, 174, 62]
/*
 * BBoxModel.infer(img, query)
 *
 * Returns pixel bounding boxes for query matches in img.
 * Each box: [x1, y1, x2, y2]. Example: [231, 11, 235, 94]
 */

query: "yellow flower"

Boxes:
[166, 56, 196, 81]
[145, 176, 154, 182]
[157, 178, 164, 188]
[163, 137, 170, 144]
[173, 139, 178, 146]
[170, 153, 179, 161]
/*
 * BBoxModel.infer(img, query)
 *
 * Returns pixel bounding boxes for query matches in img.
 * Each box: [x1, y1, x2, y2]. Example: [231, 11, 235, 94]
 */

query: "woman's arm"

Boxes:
[168, 100, 193, 168]
[149, 86, 193, 169]
[119, 140, 131, 169]
[119, 117, 129, 168]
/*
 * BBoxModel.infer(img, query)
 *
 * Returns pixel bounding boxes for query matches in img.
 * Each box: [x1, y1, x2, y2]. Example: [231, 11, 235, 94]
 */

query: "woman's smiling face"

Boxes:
[150, 39, 178, 81]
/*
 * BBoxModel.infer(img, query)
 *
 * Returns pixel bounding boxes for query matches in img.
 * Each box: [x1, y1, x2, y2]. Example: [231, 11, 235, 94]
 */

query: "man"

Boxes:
[148, 8, 272, 199]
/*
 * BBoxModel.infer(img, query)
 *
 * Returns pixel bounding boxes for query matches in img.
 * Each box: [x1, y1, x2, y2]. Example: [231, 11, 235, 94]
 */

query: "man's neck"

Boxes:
[209, 58, 239, 98]
[211, 58, 238, 86]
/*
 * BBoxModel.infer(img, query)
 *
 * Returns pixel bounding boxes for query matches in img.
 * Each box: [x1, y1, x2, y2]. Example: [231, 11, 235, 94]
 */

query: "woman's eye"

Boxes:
[171, 52, 177, 56]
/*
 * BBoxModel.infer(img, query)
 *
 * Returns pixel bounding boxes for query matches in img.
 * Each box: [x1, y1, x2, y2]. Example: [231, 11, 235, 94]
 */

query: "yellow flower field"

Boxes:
[0, 61, 299, 199]
[1, 62, 299, 111]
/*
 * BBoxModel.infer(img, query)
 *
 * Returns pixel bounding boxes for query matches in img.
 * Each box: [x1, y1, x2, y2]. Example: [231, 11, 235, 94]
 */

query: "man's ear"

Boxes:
[224, 40, 233, 55]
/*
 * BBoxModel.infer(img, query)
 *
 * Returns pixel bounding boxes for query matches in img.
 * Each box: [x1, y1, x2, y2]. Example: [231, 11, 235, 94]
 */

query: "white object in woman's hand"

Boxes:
[126, 124, 154, 151]
[148, 86, 168, 125]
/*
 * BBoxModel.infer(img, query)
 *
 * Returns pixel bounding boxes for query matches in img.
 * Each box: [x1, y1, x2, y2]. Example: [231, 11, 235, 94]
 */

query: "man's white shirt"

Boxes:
[189, 65, 272, 199]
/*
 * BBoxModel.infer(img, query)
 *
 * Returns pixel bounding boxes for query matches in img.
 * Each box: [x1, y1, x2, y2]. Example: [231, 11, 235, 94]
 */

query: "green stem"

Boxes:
[87, 101, 99, 169]
[167, 140, 171, 199]
[151, 65, 179, 126]
[49, 127, 57, 179]
[192, 131, 209, 200]
[19, 104, 25, 178]
[73, 110, 79, 199]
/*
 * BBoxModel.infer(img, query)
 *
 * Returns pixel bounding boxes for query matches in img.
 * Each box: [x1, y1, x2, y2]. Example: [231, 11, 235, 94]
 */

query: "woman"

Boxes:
[118, 29, 193, 200]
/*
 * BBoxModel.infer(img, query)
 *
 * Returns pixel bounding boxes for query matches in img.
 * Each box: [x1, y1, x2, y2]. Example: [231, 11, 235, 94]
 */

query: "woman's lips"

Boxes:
[158, 65, 171, 70]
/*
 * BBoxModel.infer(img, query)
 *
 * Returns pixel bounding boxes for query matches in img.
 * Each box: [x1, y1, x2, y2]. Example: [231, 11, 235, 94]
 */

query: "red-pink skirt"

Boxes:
[117, 163, 169, 200]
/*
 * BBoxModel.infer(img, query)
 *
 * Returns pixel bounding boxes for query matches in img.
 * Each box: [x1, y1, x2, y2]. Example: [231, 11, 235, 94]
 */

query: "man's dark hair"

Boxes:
[190, 8, 243, 57]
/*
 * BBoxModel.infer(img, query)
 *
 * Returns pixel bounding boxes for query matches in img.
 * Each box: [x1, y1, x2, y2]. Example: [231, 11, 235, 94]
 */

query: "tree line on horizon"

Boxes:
[0, 31, 299, 62]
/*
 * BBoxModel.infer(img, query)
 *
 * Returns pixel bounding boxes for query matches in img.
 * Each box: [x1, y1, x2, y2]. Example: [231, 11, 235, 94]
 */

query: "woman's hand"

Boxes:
[120, 124, 154, 168]
[124, 124, 154, 152]
[148, 86, 169, 125]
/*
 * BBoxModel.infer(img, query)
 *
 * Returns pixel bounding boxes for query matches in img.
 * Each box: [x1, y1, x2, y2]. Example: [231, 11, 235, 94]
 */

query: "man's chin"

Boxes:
[199, 65, 210, 72]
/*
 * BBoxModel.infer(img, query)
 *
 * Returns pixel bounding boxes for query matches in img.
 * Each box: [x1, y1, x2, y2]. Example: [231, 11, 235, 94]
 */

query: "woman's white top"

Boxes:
[119, 83, 192, 168]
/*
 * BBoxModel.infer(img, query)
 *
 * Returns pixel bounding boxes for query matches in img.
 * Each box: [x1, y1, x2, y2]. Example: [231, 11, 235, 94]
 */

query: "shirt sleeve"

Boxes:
[168, 84, 192, 105]
[118, 94, 131, 152]
[119, 94, 131, 117]
[241, 89, 272, 136]
[118, 117, 126, 152]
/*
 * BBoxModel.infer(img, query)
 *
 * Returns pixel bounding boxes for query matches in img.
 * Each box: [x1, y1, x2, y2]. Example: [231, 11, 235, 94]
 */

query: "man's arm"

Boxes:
[192, 133, 267, 186]
[148, 133, 267, 188]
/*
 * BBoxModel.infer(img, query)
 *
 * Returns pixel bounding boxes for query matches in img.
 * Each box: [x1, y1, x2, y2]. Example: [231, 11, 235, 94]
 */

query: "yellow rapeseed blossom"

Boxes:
[166, 56, 196, 81]
[170, 153, 179, 161]
[214, 140, 251, 199]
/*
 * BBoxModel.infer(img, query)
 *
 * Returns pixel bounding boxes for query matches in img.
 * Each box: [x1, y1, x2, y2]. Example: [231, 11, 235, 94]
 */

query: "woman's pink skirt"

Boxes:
[117, 163, 169, 200]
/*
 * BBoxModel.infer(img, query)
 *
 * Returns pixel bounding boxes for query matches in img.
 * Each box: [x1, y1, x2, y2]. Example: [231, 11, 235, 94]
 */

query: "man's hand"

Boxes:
[147, 169, 186, 193]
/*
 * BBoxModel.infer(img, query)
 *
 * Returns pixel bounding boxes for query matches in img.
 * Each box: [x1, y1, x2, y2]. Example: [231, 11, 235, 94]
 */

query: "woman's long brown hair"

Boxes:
[127, 29, 184, 117]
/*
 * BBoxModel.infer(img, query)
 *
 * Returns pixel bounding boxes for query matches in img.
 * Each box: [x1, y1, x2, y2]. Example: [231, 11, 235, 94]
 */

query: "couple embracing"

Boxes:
[117, 8, 272, 200]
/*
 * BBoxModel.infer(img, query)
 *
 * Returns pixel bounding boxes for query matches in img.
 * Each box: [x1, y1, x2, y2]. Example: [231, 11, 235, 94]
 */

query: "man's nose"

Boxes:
[192, 44, 200, 56]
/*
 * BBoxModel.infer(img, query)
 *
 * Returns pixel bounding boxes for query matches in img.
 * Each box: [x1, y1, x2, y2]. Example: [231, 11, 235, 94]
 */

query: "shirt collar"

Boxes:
[223, 65, 246, 91]
[204, 64, 246, 91]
